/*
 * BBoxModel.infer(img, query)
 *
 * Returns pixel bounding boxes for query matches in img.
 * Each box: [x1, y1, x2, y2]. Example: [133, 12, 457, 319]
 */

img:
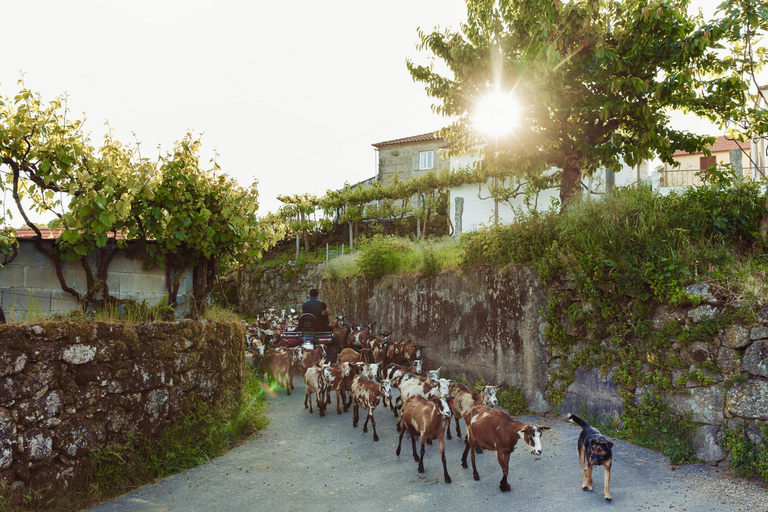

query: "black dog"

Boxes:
[567, 413, 614, 502]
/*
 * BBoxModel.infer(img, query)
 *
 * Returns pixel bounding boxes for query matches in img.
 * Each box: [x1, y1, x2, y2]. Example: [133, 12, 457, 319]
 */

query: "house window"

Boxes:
[699, 155, 716, 170]
[419, 151, 434, 170]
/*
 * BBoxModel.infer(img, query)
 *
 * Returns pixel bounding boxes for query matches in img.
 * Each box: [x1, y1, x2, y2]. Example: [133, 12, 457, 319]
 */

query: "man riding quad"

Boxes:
[302, 288, 331, 331]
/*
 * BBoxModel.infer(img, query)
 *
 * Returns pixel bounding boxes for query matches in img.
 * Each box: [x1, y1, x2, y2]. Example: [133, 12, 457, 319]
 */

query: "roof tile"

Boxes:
[672, 136, 750, 156]
[372, 132, 443, 148]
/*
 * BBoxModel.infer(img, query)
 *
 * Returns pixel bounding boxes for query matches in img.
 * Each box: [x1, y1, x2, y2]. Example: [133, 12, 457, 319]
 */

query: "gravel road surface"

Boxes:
[90, 378, 767, 512]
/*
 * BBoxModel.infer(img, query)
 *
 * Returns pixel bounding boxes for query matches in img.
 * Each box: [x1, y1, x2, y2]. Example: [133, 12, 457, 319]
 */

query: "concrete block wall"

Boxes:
[0, 240, 193, 320]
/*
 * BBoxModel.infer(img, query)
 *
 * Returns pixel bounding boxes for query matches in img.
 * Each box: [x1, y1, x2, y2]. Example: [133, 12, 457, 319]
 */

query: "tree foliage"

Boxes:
[0, 83, 275, 317]
[406, 0, 766, 207]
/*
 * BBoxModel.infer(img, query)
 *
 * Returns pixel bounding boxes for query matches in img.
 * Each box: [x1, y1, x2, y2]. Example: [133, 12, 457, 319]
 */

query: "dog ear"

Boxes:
[607, 441, 614, 449]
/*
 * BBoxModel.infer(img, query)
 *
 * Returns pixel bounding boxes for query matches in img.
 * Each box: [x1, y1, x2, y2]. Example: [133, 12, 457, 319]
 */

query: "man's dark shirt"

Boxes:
[302, 297, 329, 330]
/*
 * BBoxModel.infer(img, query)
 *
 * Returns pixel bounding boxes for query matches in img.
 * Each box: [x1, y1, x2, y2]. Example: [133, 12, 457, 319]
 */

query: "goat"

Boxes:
[347, 323, 376, 349]
[263, 348, 295, 395]
[399, 375, 450, 402]
[460, 405, 550, 492]
[381, 362, 422, 386]
[396, 395, 454, 484]
[304, 364, 329, 416]
[426, 367, 442, 381]
[338, 347, 372, 364]
[447, 382, 499, 440]
[350, 374, 392, 442]
[300, 346, 325, 373]
[323, 361, 352, 414]
[328, 315, 345, 329]
[399, 338, 425, 361]
[332, 324, 352, 352]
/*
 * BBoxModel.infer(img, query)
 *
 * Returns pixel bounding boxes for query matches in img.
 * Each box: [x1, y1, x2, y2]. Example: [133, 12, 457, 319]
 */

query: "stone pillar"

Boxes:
[730, 149, 743, 180]
[605, 168, 615, 195]
[454, 197, 464, 239]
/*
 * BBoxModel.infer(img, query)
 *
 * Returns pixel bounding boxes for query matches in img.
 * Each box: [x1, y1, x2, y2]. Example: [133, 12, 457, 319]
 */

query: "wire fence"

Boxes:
[0, 288, 198, 321]
[660, 166, 764, 188]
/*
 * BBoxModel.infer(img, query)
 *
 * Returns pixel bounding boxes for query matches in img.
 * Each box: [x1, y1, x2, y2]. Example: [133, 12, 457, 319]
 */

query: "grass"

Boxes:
[5, 297, 248, 325]
[323, 235, 460, 279]
[1, 371, 270, 512]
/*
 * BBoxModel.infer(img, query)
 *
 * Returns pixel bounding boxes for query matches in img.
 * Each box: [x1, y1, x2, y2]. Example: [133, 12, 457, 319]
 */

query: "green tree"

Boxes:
[0, 84, 273, 317]
[276, 192, 320, 253]
[407, 0, 760, 207]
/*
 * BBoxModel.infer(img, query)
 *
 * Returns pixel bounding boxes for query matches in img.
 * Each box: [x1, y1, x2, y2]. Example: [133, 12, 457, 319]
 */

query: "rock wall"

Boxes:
[321, 273, 767, 464]
[322, 267, 552, 413]
[215, 262, 325, 317]
[0, 320, 245, 495]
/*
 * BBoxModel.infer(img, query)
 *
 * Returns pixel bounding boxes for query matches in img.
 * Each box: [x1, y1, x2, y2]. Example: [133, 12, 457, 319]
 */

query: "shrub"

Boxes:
[355, 234, 411, 278]
[498, 384, 530, 415]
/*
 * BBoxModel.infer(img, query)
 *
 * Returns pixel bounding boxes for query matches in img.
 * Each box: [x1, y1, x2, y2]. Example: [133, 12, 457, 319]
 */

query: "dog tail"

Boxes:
[566, 413, 590, 429]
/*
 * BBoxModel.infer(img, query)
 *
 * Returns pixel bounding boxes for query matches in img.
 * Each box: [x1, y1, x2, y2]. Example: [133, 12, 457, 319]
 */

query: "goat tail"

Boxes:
[566, 413, 589, 429]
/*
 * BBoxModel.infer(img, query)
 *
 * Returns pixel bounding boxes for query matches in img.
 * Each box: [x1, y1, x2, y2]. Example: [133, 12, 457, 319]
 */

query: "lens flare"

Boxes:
[473, 91, 520, 137]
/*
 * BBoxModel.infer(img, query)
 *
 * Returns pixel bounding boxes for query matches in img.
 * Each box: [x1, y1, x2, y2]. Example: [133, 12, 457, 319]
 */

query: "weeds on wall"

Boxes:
[498, 384, 531, 415]
[720, 422, 768, 482]
[1, 372, 269, 512]
[458, 177, 767, 471]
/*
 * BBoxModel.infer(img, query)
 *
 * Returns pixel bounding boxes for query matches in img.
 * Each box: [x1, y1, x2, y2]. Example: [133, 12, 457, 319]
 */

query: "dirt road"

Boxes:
[90, 379, 766, 512]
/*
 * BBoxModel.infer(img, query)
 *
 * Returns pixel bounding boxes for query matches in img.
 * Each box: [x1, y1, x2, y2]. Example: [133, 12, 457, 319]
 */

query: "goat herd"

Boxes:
[243, 310, 551, 494]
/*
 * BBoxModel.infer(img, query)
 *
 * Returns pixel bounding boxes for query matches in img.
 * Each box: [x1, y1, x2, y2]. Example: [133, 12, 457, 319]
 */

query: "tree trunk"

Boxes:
[560, 158, 582, 210]
[192, 257, 212, 319]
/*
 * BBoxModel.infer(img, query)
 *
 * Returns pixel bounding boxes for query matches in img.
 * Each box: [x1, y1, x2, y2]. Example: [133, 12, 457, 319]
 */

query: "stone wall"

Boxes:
[0, 319, 245, 495]
[215, 262, 326, 317]
[322, 267, 552, 413]
[321, 273, 767, 464]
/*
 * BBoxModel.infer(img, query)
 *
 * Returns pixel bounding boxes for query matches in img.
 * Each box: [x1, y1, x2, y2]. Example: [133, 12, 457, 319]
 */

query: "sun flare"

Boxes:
[473, 91, 520, 137]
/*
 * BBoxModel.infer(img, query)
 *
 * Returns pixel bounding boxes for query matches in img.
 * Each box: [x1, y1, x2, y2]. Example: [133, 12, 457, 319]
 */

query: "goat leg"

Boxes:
[411, 434, 419, 463]
[439, 436, 451, 484]
[396, 426, 406, 457]
[461, 439, 471, 469]
[470, 440, 480, 481]
[370, 412, 379, 442]
[418, 438, 426, 473]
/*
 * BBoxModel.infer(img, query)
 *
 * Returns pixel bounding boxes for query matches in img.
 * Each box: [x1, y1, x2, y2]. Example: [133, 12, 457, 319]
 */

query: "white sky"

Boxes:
[0, 0, 745, 225]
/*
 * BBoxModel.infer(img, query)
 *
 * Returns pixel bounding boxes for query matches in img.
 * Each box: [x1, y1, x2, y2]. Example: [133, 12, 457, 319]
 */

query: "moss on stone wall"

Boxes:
[0, 319, 245, 496]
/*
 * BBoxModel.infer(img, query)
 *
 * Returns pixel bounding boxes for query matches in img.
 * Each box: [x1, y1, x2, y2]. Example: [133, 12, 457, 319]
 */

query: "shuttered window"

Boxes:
[699, 155, 717, 170]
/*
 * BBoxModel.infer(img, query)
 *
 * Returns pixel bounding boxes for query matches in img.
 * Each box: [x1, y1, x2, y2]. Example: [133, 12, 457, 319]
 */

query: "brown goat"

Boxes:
[263, 348, 295, 395]
[447, 382, 499, 440]
[323, 361, 353, 414]
[461, 405, 550, 492]
[304, 365, 329, 416]
[338, 347, 372, 364]
[396, 395, 453, 484]
[350, 374, 392, 442]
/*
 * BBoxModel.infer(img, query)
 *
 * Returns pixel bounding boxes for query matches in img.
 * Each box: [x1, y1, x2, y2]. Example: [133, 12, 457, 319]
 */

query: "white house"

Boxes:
[372, 132, 655, 236]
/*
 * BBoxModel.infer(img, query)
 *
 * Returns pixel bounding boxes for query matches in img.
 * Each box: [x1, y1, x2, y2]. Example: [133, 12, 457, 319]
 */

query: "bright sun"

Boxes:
[473, 91, 520, 137]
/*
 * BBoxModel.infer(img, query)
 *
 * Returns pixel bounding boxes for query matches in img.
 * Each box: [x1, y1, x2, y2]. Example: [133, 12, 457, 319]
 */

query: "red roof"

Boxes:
[672, 136, 750, 156]
[12, 228, 133, 241]
[372, 132, 443, 148]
